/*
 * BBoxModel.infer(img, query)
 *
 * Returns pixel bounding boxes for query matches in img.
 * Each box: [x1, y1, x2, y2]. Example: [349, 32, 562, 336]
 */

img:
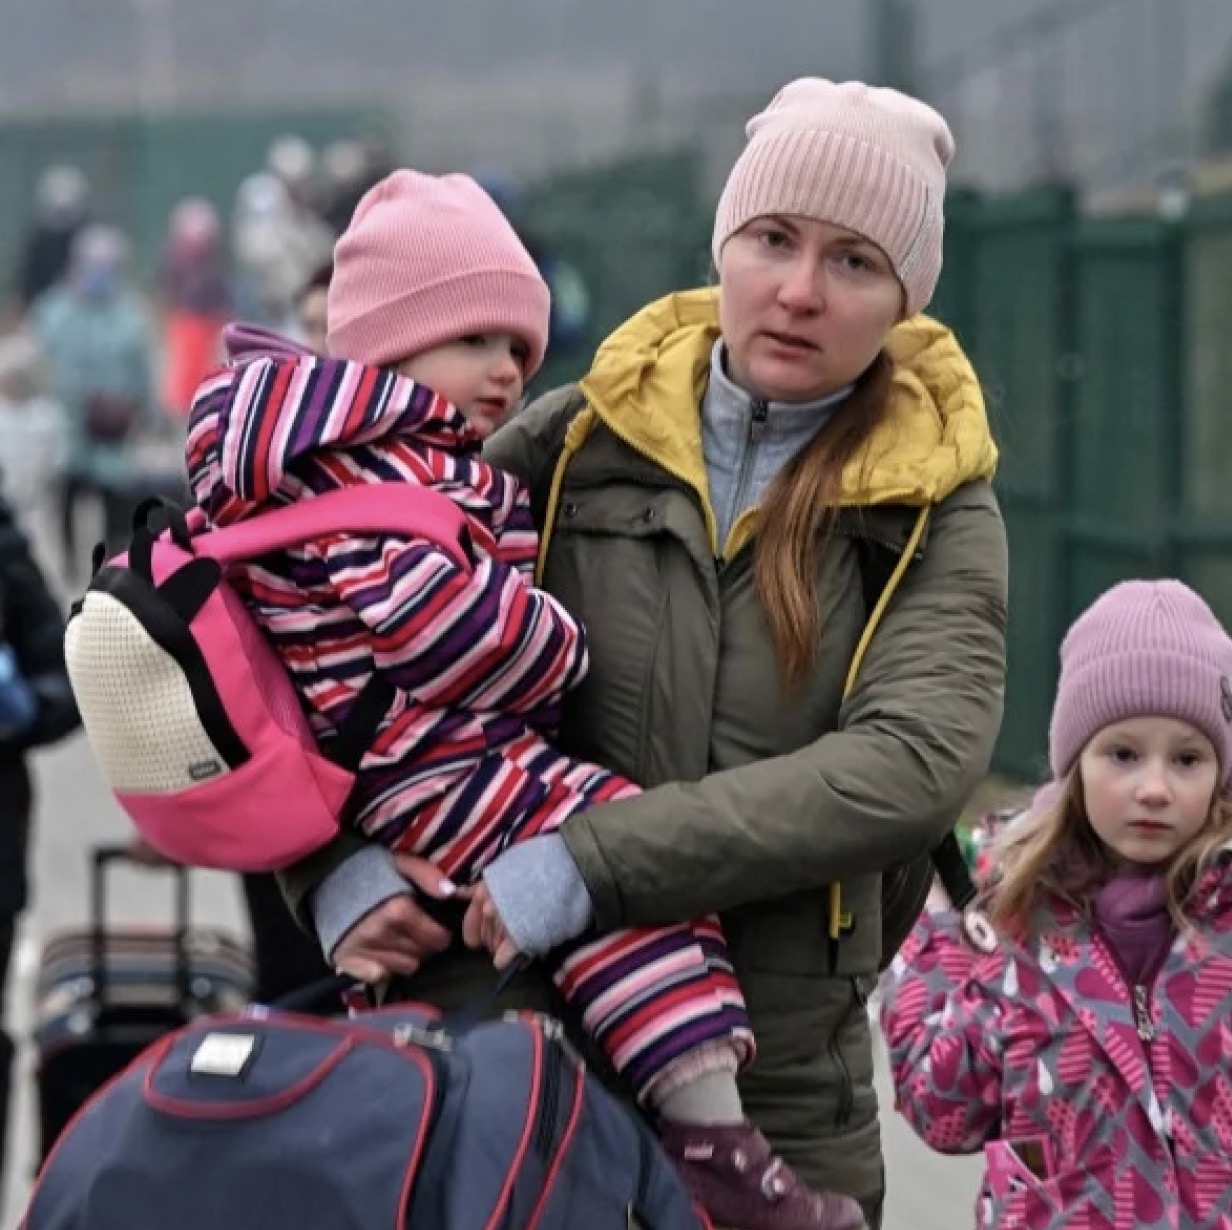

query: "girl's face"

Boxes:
[396, 332, 528, 439]
[717, 214, 904, 403]
[1079, 716, 1220, 867]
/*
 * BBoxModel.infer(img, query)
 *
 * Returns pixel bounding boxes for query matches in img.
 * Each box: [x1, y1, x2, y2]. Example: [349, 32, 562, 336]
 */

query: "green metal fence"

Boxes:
[932, 186, 1232, 780]
[523, 149, 711, 392]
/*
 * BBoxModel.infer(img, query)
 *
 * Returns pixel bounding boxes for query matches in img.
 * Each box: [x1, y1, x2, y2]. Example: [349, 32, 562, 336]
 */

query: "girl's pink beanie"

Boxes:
[1049, 579, 1232, 783]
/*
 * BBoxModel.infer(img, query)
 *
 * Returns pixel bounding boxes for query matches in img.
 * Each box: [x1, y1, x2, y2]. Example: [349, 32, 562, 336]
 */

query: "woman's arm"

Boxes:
[556, 479, 1008, 929]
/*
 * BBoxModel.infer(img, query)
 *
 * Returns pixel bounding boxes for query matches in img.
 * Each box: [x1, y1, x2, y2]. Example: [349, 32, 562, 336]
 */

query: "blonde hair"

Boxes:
[990, 767, 1232, 938]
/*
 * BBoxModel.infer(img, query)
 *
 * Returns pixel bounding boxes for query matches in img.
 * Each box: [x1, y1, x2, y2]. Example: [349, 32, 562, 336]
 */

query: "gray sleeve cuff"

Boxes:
[311, 844, 412, 963]
[482, 834, 595, 956]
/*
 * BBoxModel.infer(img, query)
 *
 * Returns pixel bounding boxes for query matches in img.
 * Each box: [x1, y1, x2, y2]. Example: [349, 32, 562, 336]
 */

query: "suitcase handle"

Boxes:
[90, 845, 193, 1014]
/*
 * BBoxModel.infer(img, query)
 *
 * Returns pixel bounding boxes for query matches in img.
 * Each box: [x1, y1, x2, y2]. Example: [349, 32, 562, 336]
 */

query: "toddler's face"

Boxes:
[396, 333, 527, 439]
[1079, 716, 1219, 866]
[297, 287, 329, 356]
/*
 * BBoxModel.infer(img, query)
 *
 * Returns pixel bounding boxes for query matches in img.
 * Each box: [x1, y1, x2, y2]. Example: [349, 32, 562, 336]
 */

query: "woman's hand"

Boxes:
[332, 855, 458, 984]
[462, 882, 523, 970]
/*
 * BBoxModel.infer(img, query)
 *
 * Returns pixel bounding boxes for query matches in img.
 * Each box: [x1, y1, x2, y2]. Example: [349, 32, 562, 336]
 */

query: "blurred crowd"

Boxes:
[0, 135, 589, 580]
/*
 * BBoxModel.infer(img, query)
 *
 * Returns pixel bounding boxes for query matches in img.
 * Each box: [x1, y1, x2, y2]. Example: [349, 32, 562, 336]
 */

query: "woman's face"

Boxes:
[718, 215, 905, 403]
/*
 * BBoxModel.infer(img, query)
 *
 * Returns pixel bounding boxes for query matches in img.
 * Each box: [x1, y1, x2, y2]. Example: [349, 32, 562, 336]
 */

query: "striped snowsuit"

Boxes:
[186, 352, 752, 1096]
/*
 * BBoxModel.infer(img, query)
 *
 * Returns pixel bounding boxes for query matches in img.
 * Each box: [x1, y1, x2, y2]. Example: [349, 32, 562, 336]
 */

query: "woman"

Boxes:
[31, 225, 153, 573]
[283, 78, 1008, 1227]
[157, 197, 231, 420]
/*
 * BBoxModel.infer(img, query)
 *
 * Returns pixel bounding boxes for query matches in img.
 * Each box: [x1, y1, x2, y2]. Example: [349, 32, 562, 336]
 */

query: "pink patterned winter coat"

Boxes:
[880, 848, 1232, 1229]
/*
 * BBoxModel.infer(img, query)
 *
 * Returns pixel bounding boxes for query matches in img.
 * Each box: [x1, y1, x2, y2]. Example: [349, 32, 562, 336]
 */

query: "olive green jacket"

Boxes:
[282, 289, 1008, 1220]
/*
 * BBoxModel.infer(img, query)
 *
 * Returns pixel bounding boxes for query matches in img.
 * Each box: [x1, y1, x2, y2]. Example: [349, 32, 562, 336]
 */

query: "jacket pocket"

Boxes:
[724, 877, 882, 978]
[979, 1161, 1115, 1229]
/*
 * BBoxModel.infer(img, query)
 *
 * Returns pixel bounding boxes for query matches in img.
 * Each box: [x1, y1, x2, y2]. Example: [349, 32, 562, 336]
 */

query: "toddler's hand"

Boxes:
[462, 882, 523, 971]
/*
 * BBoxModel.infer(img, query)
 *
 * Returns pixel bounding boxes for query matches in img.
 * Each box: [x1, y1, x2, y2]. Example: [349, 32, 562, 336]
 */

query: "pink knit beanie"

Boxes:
[712, 78, 955, 315]
[1049, 580, 1232, 783]
[327, 170, 551, 377]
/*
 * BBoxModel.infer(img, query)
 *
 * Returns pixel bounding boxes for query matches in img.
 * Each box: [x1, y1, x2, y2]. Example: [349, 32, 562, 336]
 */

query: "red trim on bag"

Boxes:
[395, 1044, 441, 1230]
[143, 1037, 356, 1119]
[20, 1036, 177, 1228]
[482, 1021, 544, 1230]
[524, 1062, 585, 1230]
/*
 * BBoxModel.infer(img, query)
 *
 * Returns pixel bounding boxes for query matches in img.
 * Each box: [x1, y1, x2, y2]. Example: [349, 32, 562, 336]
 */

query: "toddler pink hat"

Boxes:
[328, 170, 550, 377]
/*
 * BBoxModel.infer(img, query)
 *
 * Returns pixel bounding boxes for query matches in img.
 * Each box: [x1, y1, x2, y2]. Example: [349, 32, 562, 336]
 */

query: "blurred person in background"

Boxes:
[157, 197, 232, 421]
[11, 166, 91, 319]
[0, 332, 66, 532]
[232, 171, 333, 332]
[31, 226, 154, 575]
[0, 491, 80, 1201]
[266, 134, 319, 211]
[319, 136, 395, 235]
[320, 139, 373, 235]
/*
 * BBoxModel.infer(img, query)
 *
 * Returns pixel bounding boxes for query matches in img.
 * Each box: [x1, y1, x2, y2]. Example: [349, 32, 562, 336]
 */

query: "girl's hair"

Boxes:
[990, 766, 1232, 936]
[753, 350, 895, 690]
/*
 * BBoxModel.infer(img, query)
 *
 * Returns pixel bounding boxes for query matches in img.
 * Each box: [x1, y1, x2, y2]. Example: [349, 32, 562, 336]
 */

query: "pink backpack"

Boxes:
[64, 485, 470, 872]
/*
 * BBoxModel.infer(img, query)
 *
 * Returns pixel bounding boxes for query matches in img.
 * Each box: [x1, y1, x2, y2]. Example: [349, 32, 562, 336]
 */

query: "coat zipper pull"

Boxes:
[750, 398, 769, 439]
[1133, 985, 1156, 1042]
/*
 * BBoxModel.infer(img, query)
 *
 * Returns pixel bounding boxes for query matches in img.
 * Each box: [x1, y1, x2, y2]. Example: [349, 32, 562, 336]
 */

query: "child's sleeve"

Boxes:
[318, 530, 588, 716]
[879, 907, 1008, 1155]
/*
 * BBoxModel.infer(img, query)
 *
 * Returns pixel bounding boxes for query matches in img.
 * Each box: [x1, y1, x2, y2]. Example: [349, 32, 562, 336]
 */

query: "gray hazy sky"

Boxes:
[1, 0, 1230, 190]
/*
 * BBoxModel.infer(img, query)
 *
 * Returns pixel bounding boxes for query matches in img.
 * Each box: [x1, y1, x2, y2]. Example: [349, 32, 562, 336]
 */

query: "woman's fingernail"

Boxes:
[438, 879, 457, 896]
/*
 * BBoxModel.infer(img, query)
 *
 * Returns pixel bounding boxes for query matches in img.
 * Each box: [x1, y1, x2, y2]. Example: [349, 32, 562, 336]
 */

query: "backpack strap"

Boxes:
[194, 485, 473, 571]
[325, 673, 398, 773]
[120, 486, 472, 781]
[198, 486, 475, 775]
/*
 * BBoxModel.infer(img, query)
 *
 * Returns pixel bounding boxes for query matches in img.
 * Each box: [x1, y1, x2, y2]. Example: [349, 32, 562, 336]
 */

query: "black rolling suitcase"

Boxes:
[33, 845, 253, 1163]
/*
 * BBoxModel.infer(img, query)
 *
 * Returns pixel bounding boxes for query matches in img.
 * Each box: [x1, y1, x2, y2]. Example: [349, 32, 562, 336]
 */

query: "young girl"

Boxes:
[186, 169, 863, 1230]
[881, 579, 1232, 1230]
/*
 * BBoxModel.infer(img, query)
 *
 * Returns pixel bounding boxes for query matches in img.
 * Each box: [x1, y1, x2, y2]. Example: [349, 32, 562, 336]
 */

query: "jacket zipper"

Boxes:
[722, 398, 768, 552]
[828, 980, 858, 1128]
[1088, 922, 1163, 1046]
[1132, 984, 1156, 1042]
